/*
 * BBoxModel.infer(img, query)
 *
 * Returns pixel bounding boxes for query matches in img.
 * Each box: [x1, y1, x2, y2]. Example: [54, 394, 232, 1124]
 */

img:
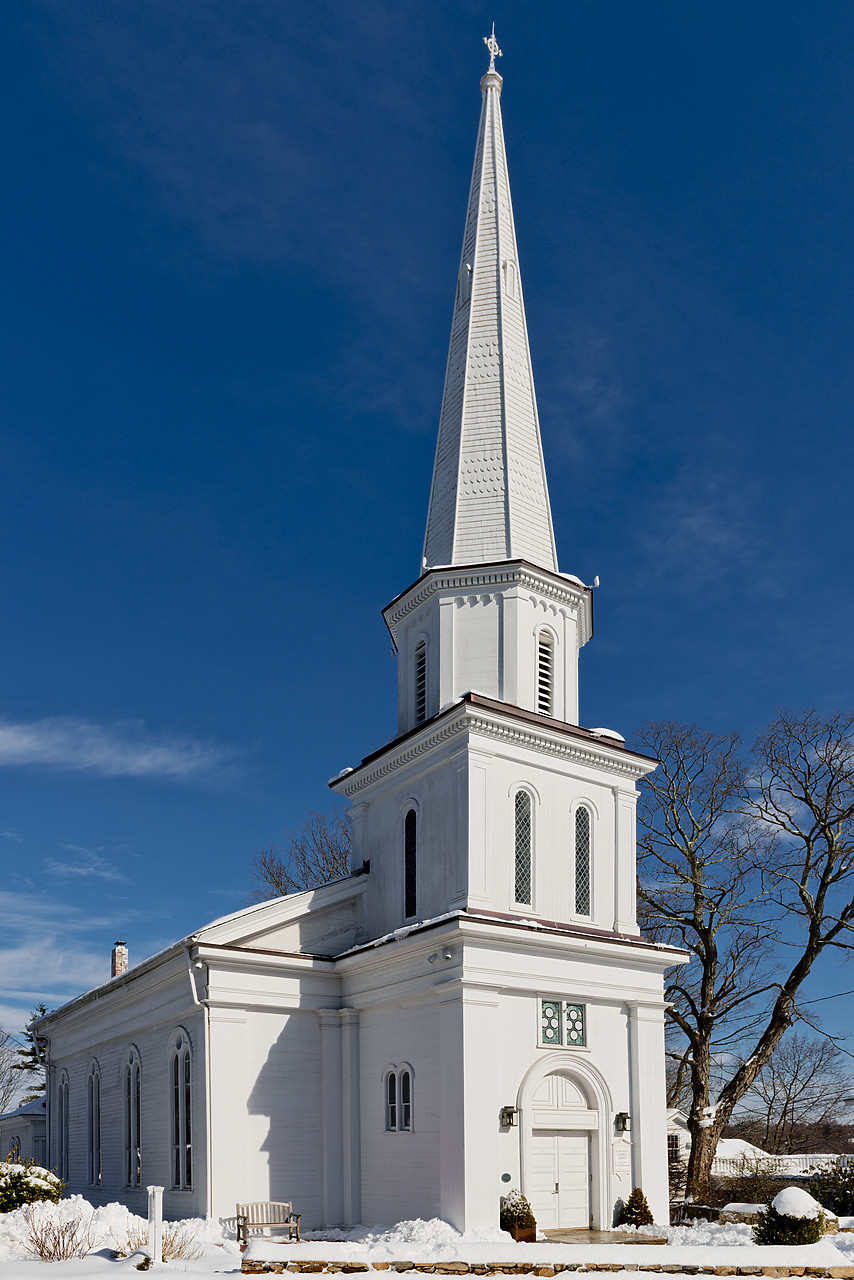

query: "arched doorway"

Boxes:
[517, 1058, 612, 1232]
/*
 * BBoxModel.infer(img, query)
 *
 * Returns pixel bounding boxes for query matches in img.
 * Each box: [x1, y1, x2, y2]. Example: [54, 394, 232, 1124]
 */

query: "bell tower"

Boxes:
[385, 44, 592, 737]
[332, 39, 651, 946]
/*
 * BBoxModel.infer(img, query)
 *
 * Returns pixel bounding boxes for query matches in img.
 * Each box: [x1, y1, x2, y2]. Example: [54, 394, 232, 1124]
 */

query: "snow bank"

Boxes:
[0, 1194, 232, 1263]
[246, 1214, 848, 1267]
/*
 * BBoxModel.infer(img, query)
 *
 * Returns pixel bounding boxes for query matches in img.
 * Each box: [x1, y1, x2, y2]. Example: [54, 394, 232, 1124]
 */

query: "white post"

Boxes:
[147, 1185, 164, 1263]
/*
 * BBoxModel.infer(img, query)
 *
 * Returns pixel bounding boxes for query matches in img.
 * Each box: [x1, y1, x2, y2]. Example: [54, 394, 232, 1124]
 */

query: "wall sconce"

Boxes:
[615, 1111, 631, 1133]
[499, 1106, 518, 1128]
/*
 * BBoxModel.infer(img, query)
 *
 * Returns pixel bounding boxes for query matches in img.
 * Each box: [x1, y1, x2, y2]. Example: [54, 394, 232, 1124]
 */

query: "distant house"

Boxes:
[666, 1109, 692, 1166]
[0, 1096, 47, 1165]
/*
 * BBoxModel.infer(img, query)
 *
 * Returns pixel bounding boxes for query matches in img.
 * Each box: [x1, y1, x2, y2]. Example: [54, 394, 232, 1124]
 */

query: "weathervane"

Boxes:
[483, 23, 502, 73]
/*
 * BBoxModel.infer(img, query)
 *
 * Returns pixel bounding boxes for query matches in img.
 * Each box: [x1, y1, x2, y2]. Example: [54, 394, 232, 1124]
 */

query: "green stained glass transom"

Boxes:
[514, 791, 532, 905]
[540, 1000, 561, 1045]
[565, 1003, 586, 1046]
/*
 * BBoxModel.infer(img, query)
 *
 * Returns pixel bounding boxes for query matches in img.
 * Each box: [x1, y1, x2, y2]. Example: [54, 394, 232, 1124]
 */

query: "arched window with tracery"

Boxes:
[404, 808, 417, 919]
[414, 640, 427, 724]
[124, 1047, 142, 1187]
[57, 1071, 69, 1181]
[575, 805, 591, 917]
[514, 790, 533, 906]
[87, 1061, 101, 1186]
[169, 1030, 192, 1189]
[536, 630, 554, 717]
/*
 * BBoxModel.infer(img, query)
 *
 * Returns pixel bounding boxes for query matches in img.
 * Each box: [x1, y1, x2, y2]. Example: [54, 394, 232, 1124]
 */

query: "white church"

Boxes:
[33, 41, 684, 1233]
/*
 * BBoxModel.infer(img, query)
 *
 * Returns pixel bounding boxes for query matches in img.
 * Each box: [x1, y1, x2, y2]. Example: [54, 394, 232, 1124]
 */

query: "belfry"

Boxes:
[32, 36, 683, 1234]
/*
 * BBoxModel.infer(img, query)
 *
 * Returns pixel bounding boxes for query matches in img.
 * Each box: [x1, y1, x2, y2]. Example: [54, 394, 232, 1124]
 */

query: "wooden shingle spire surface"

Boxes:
[422, 41, 558, 575]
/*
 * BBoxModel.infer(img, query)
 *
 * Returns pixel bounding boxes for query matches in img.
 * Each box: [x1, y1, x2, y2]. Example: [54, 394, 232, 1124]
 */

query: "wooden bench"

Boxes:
[235, 1201, 302, 1246]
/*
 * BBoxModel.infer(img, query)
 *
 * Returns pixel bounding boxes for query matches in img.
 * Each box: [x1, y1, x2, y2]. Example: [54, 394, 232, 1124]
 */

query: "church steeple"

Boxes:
[423, 34, 558, 574]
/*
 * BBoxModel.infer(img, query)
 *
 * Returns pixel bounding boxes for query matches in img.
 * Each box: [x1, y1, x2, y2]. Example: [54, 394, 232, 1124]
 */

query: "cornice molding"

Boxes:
[383, 561, 592, 644]
[333, 701, 652, 798]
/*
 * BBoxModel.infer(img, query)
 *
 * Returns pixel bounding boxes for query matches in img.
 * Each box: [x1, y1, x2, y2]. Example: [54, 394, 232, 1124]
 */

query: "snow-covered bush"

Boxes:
[807, 1158, 854, 1216]
[753, 1187, 826, 1245]
[0, 1157, 63, 1213]
[499, 1189, 536, 1231]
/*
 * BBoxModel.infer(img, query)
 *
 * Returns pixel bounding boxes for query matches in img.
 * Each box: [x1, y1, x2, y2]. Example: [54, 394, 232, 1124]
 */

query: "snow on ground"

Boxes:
[1, 1201, 853, 1280]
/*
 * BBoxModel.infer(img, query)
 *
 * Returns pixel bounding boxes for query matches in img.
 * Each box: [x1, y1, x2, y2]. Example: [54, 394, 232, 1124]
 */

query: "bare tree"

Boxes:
[635, 709, 854, 1201]
[736, 1032, 850, 1153]
[249, 808, 352, 901]
[0, 1028, 21, 1114]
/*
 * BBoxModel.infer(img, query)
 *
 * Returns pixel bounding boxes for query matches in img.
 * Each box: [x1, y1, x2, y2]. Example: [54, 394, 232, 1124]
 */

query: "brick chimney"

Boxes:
[111, 941, 128, 978]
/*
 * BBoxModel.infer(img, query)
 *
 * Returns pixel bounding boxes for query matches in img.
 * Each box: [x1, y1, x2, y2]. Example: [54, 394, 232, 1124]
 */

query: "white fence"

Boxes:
[711, 1153, 853, 1177]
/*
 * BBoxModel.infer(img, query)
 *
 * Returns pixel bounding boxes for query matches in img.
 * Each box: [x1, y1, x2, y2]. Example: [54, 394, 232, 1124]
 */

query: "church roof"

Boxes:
[422, 45, 558, 575]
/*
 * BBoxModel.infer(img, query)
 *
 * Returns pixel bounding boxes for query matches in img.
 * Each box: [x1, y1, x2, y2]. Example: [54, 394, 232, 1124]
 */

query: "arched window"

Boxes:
[399, 1069, 412, 1131]
[575, 805, 591, 917]
[414, 640, 427, 724]
[87, 1061, 101, 1186]
[57, 1071, 69, 1181]
[169, 1031, 192, 1189]
[384, 1065, 414, 1133]
[124, 1047, 142, 1187]
[514, 790, 532, 906]
[404, 808, 417, 919]
[536, 631, 554, 716]
[385, 1070, 397, 1132]
[9, 1135, 21, 1161]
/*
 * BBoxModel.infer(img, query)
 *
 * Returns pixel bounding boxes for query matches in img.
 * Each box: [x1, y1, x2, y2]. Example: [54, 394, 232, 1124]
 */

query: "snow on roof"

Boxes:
[0, 1095, 46, 1122]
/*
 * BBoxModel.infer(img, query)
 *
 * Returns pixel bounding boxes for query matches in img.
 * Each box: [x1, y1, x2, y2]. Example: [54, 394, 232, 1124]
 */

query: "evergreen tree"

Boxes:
[12, 1005, 48, 1102]
[619, 1187, 654, 1227]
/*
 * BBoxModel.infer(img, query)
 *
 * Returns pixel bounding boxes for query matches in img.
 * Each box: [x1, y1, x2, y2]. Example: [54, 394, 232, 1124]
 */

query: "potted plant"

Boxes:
[500, 1189, 537, 1242]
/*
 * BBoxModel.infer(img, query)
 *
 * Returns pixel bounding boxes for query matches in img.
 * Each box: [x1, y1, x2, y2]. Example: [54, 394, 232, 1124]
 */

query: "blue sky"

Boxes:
[1, 3, 853, 1058]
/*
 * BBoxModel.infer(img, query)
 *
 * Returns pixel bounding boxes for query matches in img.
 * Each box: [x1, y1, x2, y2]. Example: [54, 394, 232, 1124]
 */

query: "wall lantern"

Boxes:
[499, 1106, 519, 1128]
[615, 1111, 631, 1134]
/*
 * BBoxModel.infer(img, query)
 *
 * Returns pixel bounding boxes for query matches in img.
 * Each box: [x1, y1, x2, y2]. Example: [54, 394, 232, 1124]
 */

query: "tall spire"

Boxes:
[422, 35, 558, 575]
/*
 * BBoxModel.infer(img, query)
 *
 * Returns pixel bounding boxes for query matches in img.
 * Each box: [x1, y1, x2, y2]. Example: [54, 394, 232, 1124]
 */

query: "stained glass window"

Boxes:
[575, 806, 591, 916]
[514, 791, 532, 905]
[565, 1003, 586, 1046]
[540, 999, 562, 1045]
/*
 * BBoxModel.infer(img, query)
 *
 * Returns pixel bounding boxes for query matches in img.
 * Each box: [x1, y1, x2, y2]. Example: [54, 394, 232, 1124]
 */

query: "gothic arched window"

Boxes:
[87, 1061, 101, 1186]
[514, 790, 533, 906]
[414, 640, 427, 724]
[57, 1071, 69, 1181]
[169, 1030, 192, 1189]
[404, 808, 417, 919]
[575, 805, 591, 917]
[536, 631, 554, 717]
[124, 1047, 142, 1187]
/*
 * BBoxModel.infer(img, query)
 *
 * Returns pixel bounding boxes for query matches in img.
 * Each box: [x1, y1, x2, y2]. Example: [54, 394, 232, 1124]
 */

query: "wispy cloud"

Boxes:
[0, 716, 240, 782]
[44, 846, 131, 884]
[1, 828, 23, 843]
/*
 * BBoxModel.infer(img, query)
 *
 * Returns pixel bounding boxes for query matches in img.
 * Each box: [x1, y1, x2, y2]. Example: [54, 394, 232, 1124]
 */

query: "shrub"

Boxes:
[806, 1159, 854, 1216]
[618, 1186, 654, 1227]
[24, 1204, 101, 1261]
[500, 1189, 536, 1231]
[712, 1153, 788, 1209]
[0, 1157, 63, 1213]
[753, 1203, 824, 1246]
[120, 1217, 204, 1262]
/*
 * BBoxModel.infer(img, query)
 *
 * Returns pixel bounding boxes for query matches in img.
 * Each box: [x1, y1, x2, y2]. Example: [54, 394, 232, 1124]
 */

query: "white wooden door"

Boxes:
[528, 1130, 590, 1229]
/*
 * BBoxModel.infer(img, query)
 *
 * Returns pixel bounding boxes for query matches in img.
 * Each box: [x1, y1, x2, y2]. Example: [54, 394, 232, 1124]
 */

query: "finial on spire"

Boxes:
[483, 23, 502, 74]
